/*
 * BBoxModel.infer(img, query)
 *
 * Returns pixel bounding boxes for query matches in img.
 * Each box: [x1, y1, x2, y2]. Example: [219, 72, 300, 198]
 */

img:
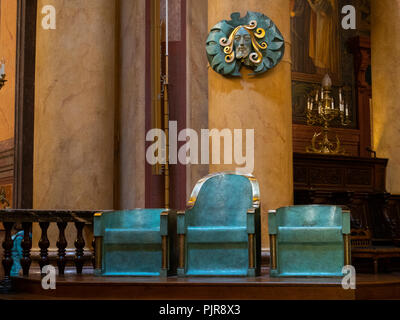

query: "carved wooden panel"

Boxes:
[0, 139, 13, 210]
[293, 124, 360, 157]
[309, 167, 343, 185]
[293, 153, 387, 193]
[0, 139, 14, 185]
[345, 168, 372, 186]
[0, 184, 12, 209]
[349, 36, 372, 157]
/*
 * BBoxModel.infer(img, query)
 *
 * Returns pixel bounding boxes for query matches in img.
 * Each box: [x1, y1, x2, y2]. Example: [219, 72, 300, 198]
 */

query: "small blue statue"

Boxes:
[11, 231, 32, 276]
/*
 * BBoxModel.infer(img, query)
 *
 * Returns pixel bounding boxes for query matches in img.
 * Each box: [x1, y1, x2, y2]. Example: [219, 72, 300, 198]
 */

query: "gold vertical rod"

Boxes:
[248, 234, 255, 269]
[270, 234, 277, 270]
[95, 236, 103, 271]
[344, 234, 351, 265]
[161, 235, 168, 269]
[151, 0, 162, 175]
[164, 54, 170, 209]
[178, 234, 185, 269]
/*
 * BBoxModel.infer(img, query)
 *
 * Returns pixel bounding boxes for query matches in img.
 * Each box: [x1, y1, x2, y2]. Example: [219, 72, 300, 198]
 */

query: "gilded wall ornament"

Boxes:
[206, 11, 285, 77]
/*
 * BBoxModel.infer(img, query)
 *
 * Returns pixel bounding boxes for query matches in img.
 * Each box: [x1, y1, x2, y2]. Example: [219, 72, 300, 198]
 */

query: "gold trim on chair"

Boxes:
[343, 234, 351, 265]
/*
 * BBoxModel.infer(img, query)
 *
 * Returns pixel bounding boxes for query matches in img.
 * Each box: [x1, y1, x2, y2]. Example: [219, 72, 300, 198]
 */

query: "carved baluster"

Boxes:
[74, 222, 85, 274]
[1, 222, 14, 289]
[20, 222, 32, 276]
[38, 222, 50, 271]
[56, 222, 68, 275]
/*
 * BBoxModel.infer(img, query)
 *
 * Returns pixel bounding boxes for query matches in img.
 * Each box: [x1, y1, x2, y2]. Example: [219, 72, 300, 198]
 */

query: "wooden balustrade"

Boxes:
[0, 209, 107, 292]
[56, 222, 68, 275]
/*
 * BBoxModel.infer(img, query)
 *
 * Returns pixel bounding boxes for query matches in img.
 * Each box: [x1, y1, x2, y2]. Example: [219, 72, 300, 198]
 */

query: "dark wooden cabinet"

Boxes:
[294, 152, 387, 194]
[293, 152, 400, 272]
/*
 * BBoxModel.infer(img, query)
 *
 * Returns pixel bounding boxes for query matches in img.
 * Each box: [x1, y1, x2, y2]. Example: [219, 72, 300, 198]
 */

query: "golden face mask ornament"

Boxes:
[206, 12, 285, 77]
[234, 27, 252, 60]
[219, 21, 267, 66]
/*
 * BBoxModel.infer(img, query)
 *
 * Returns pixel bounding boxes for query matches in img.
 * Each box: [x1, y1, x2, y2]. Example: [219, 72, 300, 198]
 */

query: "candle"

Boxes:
[322, 74, 332, 88]
[0, 60, 4, 76]
[339, 88, 343, 105]
[345, 104, 349, 117]
[331, 100, 335, 110]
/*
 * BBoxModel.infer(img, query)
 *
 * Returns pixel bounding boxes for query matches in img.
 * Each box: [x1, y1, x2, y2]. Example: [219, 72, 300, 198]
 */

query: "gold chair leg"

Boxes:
[270, 234, 277, 270]
[94, 236, 103, 275]
[248, 234, 255, 269]
[178, 234, 185, 269]
[161, 235, 168, 269]
[343, 234, 351, 266]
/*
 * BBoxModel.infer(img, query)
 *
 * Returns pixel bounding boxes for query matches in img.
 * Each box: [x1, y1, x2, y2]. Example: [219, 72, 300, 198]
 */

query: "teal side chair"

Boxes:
[93, 209, 177, 277]
[177, 172, 261, 277]
[268, 205, 351, 277]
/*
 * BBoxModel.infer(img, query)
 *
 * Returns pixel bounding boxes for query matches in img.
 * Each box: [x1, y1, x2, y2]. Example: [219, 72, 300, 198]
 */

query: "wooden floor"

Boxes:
[1, 267, 399, 300]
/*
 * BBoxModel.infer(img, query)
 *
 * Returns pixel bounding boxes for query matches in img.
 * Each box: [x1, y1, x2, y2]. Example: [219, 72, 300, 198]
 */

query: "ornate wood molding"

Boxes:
[293, 152, 388, 193]
[0, 138, 14, 185]
[13, 0, 37, 209]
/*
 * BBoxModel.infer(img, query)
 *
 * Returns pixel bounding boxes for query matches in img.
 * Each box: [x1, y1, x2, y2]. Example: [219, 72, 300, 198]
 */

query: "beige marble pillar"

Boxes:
[33, 0, 116, 254]
[117, 0, 146, 209]
[0, 0, 17, 141]
[371, 0, 400, 193]
[187, 0, 209, 195]
[208, 1, 293, 249]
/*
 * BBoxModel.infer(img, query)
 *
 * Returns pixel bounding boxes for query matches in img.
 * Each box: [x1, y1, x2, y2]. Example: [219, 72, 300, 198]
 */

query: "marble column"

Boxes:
[33, 0, 116, 254]
[208, 0, 293, 249]
[187, 0, 209, 194]
[0, 0, 17, 141]
[117, 0, 146, 209]
[371, 0, 400, 193]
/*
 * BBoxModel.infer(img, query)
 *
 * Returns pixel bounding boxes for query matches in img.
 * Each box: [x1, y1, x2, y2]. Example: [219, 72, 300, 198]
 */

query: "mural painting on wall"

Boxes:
[290, 0, 370, 129]
[206, 12, 285, 77]
[291, 0, 340, 76]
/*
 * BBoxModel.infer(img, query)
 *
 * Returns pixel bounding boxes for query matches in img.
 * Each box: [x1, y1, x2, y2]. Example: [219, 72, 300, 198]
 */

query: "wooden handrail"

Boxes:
[0, 209, 110, 293]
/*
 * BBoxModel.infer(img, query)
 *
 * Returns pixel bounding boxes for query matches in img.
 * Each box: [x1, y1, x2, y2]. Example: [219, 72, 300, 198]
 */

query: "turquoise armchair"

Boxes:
[268, 205, 351, 277]
[177, 172, 261, 277]
[93, 209, 177, 277]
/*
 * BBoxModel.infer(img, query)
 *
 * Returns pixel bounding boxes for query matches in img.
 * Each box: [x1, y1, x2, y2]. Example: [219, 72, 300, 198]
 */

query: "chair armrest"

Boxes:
[268, 210, 277, 234]
[342, 210, 351, 235]
[160, 211, 169, 236]
[93, 212, 103, 237]
[177, 210, 186, 234]
[247, 208, 256, 234]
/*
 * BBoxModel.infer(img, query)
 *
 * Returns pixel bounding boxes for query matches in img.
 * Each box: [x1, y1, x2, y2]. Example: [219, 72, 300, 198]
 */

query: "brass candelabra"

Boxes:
[306, 74, 351, 155]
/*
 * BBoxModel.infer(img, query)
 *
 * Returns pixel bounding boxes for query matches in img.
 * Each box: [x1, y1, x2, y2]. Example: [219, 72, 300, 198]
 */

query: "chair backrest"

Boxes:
[186, 172, 259, 227]
[99, 209, 163, 230]
[275, 205, 343, 228]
